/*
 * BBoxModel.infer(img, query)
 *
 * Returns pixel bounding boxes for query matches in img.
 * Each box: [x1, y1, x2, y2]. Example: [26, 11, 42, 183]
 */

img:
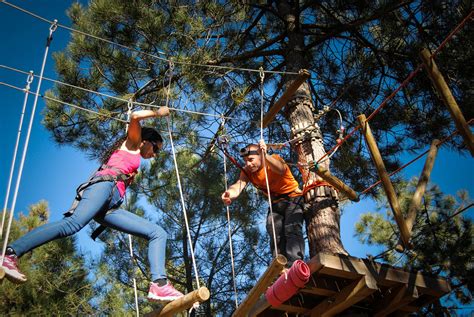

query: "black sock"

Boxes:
[153, 278, 167, 286]
[5, 247, 16, 256]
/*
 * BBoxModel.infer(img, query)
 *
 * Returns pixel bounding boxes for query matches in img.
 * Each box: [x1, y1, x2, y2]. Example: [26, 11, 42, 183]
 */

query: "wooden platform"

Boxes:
[246, 253, 451, 317]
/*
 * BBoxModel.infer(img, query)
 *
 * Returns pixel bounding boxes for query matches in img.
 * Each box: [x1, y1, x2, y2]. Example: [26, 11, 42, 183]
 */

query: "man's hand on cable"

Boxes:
[259, 139, 267, 155]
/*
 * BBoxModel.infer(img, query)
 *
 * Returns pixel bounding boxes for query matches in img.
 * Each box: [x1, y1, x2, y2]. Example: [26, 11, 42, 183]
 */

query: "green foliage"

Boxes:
[0, 201, 94, 316]
[355, 178, 473, 313]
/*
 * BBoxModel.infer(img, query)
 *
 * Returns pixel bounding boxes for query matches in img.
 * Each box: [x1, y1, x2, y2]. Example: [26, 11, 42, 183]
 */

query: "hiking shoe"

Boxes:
[2, 254, 27, 283]
[147, 281, 184, 302]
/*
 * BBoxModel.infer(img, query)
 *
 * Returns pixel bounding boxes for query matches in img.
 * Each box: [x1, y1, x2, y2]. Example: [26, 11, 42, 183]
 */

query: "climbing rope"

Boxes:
[258, 67, 279, 258]
[164, 61, 201, 289]
[0, 71, 34, 239]
[1, 22, 57, 264]
[127, 233, 140, 317]
[122, 112, 140, 317]
[218, 121, 239, 309]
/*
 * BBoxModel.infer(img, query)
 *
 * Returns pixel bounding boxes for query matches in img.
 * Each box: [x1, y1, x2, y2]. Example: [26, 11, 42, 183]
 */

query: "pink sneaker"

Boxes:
[147, 281, 184, 302]
[2, 254, 27, 283]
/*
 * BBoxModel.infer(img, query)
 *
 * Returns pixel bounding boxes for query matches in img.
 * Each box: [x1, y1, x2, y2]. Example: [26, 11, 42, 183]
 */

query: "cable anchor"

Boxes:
[24, 70, 34, 91]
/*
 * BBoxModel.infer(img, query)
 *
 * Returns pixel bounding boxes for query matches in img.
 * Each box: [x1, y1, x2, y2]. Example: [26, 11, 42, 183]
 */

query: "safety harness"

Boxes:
[64, 164, 136, 240]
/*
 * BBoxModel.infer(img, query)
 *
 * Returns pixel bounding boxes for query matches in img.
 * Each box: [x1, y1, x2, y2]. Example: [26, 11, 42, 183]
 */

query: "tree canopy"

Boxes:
[25, 0, 474, 315]
[355, 178, 473, 315]
[0, 201, 95, 316]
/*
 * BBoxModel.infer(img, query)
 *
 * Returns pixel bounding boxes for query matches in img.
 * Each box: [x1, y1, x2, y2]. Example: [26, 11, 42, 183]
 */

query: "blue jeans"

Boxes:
[10, 181, 167, 280]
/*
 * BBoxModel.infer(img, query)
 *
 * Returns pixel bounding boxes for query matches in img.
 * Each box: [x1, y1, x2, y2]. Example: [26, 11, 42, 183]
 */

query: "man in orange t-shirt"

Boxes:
[221, 140, 304, 265]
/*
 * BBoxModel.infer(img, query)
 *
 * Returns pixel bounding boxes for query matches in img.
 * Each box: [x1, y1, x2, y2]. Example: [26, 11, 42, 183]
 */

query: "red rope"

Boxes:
[366, 65, 423, 122]
[360, 119, 473, 195]
[314, 12, 473, 164]
[431, 10, 474, 59]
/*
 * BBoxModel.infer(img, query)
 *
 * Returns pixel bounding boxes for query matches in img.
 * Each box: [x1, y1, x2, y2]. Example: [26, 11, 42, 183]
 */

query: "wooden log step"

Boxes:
[145, 286, 210, 317]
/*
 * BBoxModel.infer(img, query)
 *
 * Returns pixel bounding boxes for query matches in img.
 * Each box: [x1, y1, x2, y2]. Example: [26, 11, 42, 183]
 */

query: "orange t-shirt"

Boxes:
[245, 154, 301, 197]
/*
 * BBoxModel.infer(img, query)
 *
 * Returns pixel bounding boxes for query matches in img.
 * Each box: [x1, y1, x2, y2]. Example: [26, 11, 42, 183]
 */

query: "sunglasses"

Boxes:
[239, 147, 259, 157]
[149, 140, 161, 154]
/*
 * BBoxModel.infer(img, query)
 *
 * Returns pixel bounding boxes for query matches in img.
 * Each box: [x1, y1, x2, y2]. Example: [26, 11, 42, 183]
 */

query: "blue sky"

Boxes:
[0, 0, 472, 265]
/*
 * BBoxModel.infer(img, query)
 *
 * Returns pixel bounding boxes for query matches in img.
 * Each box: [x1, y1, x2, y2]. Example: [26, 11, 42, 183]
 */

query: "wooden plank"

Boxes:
[262, 69, 310, 128]
[357, 114, 411, 248]
[420, 48, 474, 156]
[396, 139, 440, 251]
[272, 304, 309, 314]
[374, 284, 419, 317]
[313, 165, 360, 202]
[145, 286, 210, 317]
[307, 253, 451, 296]
[233, 255, 287, 317]
[309, 276, 377, 317]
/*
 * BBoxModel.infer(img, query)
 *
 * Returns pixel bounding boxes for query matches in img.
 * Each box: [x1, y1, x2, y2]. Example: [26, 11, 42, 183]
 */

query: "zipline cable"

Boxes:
[0, 71, 34, 239]
[0, 65, 243, 121]
[0, 0, 300, 76]
[1, 22, 57, 263]
[0, 81, 243, 145]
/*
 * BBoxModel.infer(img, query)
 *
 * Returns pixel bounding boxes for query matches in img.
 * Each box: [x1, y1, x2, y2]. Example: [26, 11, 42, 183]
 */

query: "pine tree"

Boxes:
[0, 201, 95, 315]
[39, 0, 473, 313]
[354, 178, 473, 315]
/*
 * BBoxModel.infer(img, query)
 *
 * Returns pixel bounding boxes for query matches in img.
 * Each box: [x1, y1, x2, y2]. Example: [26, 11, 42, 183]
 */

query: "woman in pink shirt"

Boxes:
[2, 107, 184, 302]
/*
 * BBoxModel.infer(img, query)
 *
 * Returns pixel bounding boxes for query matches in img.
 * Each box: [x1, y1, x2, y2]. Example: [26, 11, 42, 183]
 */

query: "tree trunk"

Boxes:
[278, 1, 347, 257]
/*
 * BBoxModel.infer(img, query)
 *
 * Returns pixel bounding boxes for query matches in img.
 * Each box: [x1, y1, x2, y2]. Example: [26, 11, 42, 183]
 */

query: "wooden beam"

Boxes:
[302, 275, 339, 297]
[307, 253, 451, 296]
[0, 267, 4, 280]
[233, 255, 287, 317]
[300, 285, 337, 297]
[420, 48, 474, 156]
[374, 284, 419, 317]
[248, 296, 271, 317]
[309, 276, 377, 317]
[396, 139, 440, 252]
[144, 287, 210, 317]
[313, 165, 360, 201]
[262, 69, 310, 128]
[357, 114, 411, 248]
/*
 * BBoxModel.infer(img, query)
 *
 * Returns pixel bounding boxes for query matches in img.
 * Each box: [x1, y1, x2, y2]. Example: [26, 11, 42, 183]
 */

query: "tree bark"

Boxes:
[277, 1, 347, 257]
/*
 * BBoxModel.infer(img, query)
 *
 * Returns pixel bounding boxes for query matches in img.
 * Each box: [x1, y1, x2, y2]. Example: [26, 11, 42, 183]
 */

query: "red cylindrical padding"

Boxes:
[265, 260, 310, 307]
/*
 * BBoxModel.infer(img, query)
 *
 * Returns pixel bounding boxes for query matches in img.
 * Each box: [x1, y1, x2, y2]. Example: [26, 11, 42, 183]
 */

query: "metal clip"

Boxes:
[50, 19, 58, 32]
[25, 70, 34, 90]
[259, 66, 265, 82]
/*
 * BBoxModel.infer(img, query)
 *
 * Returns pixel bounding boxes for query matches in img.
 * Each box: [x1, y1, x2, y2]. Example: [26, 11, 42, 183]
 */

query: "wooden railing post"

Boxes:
[313, 165, 360, 202]
[262, 70, 310, 128]
[420, 48, 474, 156]
[357, 114, 411, 248]
[396, 139, 440, 251]
[232, 254, 287, 317]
